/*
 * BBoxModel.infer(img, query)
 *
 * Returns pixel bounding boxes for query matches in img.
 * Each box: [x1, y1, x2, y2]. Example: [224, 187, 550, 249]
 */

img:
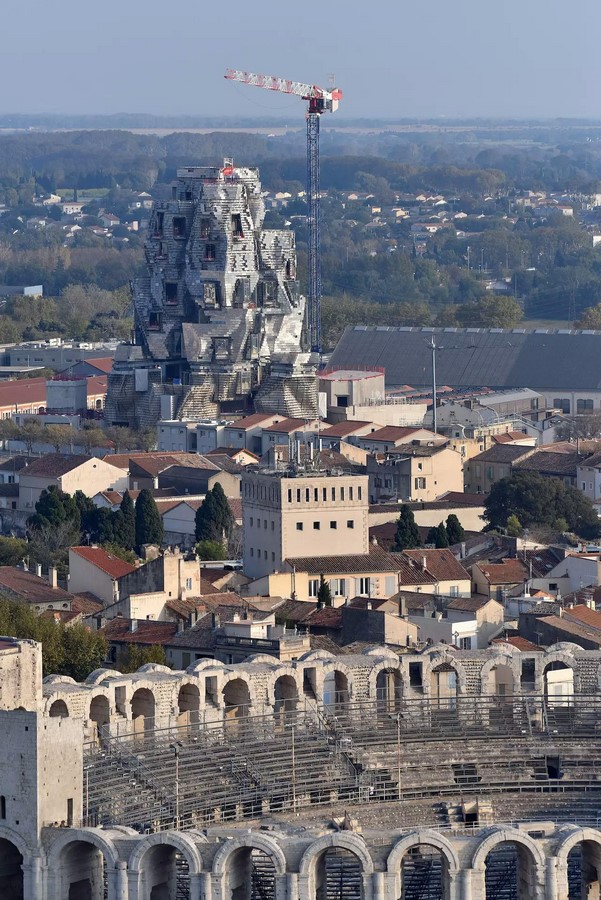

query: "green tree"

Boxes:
[134, 488, 163, 549]
[445, 514, 466, 545]
[575, 303, 601, 329]
[506, 514, 522, 537]
[116, 643, 168, 673]
[44, 424, 72, 453]
[195, 484, 234, 543]
[427, 522, 449, 548]
[484, 472, 601, 540]
[29, 485, 80, 531]
[18, 418, 46, 454]
[113, 491, 135, 550]
[100, 542, 137, 565]
[195, 539, 227, 561]
[61, 624, 108, 681]
[393, 505, 421, 550]
[0, 536, 27, 566]
[317, 574, 333, 607]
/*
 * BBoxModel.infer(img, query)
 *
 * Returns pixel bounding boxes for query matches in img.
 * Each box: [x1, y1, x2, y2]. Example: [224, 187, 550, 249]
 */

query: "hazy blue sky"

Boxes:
[2, 0, 600, 119]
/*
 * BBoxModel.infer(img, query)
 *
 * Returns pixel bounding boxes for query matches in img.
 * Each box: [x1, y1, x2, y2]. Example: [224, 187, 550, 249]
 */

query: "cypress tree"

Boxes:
[317, 574, 332, 607]
[393, 505, 421, 550]
[446, 514, 465, 545]
[195, 490, 221, 542]
[114, 491, 136, 550]
[212, 482, 234, 538]
[135, 489, 163, 549]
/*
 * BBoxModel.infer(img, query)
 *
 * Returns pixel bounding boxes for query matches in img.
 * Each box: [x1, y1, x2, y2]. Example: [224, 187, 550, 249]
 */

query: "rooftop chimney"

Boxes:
[35, 563, 42, 578]
[48, 566, 58, 589]
[422, 556, 427, 570]
[130, 618, 138, 632]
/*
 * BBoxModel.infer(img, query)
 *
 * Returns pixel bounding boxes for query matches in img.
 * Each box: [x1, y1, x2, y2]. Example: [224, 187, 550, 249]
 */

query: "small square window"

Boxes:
[296, 522, 303, 531]
[313, 521, 320, 530]
[330, 521, 337, 529]
[347, 520, 354, 528]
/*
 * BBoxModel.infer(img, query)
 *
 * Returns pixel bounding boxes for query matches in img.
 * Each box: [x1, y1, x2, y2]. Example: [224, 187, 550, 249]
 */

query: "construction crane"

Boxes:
[224, 69, 342, 355]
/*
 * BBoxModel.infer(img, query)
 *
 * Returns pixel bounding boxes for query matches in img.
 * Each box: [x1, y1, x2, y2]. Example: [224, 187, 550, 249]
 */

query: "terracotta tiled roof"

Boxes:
[514, 450, 583, 477]
[70, 546, 136, 580]
[0, 566, 75, 604]
[225, 412, 279, 429]
[447, 596, 496, 612]
[492, 636, 539, 651]
[359, 426, 423, 443]
[534, 615, 601, 646]
[286, 544, 405, 576]
[491, 431, 531, 444]
[436, 491, 487, 506]
[564, 604, 601, 630]
[274, 599, 318, 623]
[306, 606, 343, 628]
[521, 548, 564, 578]
[81, 357, 114, 374]
[262, 417, 314, 433]
[205, 447, 260, 460]
[100, 617, 178, 645]
[321, 421, 373, 438]
[71, 593, 104, 615]
[403, 549, 470, 583]
[476, 559, 529, 585]
[470, 445, 533, 464]
[21, 453, 91, 478]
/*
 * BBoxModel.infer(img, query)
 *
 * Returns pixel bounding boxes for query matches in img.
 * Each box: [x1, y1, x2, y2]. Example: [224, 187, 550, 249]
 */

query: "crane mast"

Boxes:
[224, 69, 342, 355]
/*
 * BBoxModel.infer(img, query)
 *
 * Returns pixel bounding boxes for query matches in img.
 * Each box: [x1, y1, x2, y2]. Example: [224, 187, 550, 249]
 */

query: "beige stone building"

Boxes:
[367, 442, 464, 503]
[241, 469, 369, 580]
[18, 453, 127, 512]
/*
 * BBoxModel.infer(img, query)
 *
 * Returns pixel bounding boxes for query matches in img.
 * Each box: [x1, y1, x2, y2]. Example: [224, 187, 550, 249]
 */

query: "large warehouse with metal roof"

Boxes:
[327, 326, 601, 412]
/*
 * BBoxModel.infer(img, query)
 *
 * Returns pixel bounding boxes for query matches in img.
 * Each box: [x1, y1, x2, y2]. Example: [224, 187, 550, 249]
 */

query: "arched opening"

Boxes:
[0, 838, 23, 899]
[223, 679, 251, 721]
[567, 840, 601, 899]
[224, 847, 277, 899]
[323, 671, 349, 712]
[49, 699, 69, 718]
[315, 847, 364, 900]
[376, 668, 403, 715]
[139, 844, 190, 900]
[401, 844, 447, 900]
[484, 841, 537, 900]
[487, 664, 515, 727]
[89, 696, 110, 733]
[430, 663, 458, 718]
[131, 688, 155, 737]
[177, 684, 200, 728]
[274, 675, 298, 721]
[59, 840, 107, 900]
[544, 661, 574, 714]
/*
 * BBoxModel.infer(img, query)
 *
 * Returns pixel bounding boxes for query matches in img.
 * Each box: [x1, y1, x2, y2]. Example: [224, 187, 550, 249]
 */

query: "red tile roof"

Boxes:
[263, 417, 315, 433]
[564, 604, 601, 629]
[0, 566, 74, 604]
[100, 617, 178, 645]
[286, 544, 404, 575]
[492, 636, 540, 651]
[20, 453, 92, 478]
[70, 546, 136, 579]
[225, 413, 280, 430]
[359, 426, 423, 443]
[83, 357, 114, 374]
[321, 421, 373, 438]
[403, 549, 470, 583]
[476, 560, 529, 585]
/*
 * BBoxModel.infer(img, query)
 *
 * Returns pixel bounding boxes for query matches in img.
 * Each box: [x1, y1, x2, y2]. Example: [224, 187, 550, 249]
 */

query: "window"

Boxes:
[182, 652, 191, 668]
[358, 577, 370, 595]
[205, 243, 216, 260]
[449, 586, 459, 597]
[250, 517, 253, 526]
[309, 578, 319, 598]
[264, 520, 267, 529]
[553, 398, 570, 414]
[250, 548, 254, 557]
[415, 477, 426, 490]
[165, 282, 178, 304]
[458, 637, 472, 650]
[314, 488, 318, 501]
[322, 487, 327, 501]
[296, 489, 301, 502]
[185, 578, 192, 590]
[582, 482, 587, 491]
[0, 796, 5, 819]
[332, 578, 347, 597]
[349, 486, 353, 500]
[231, 213, 244, 237]
[347, 520, 354, 529]
[257, 519, 261, 528]
[288, 489, 292, 502]
[358, 486, 362, 500]
[296, 522, 303, 531]
[340, 486, 345, 500]
[330, 521, 337, 529]
[578, 399, 594, 414]
[173, 216, 186, 238]
[385, 575, 396, 595]
[264, 551, 267, 560]
[272, 552, 275, 562]
[306, 488, 310, 502]
[331, 487, 336, 500]
[200, 218, 210, 238]
[271, 521, 275, 531]
[313, 521, 321, 530]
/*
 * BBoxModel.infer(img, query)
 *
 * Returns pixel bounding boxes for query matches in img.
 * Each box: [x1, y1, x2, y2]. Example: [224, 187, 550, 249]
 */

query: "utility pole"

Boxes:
[431, 337, 437, 434]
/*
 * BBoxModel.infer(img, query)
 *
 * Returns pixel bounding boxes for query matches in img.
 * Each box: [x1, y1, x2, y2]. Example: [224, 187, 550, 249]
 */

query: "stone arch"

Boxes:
[537, 645, 580, 691]
[0, 826, 32, 867]
[372, 662, 404, 713]
[555, 827, 601, 899]
[322, 666, 351, 710]
[471, 827, 546, 872]
[131, 686, 156, 732]
[273, 673, 299, 718]
[212, 834, 287, 878]
[556, 827, 601, 865]
[422, 651, 467, 697]
[47, 828, 120, 900]
[541, 652, 577, 707]
[177, 682, 200, 727]
[0, 824, 32, 899]
[89, 694, 110, 729]
[128, 831, 203, 876]
[386, 831, 460, 874]
[49, 698, 69, 718]
[299, 833, 374, 878]
[222, 675, 253, 722]
[479, 651, 519, 696]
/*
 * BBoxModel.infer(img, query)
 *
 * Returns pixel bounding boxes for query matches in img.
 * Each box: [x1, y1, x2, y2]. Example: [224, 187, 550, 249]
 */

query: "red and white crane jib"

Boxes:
[224, 69, 342, 113]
